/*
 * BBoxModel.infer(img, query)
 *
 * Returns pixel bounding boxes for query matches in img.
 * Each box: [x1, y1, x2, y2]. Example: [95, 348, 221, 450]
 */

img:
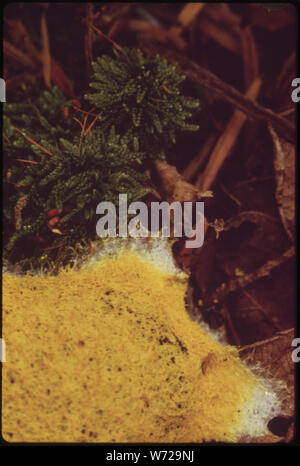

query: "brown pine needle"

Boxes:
[73, 106, 98, 117]
[162, 85, 173, 94]
[243, 290, 282, 332]
[40, 244, 64, 251]
[196, 78, 262, 191]
[11, 126, 54, 157]
[72, 117, 84, 130]
[6, 181, 29, 188]
[3, 132, 11, 144]
[90, 24, 123, 53]
[177, 3, 206, 28]
[16, 158, 40, 165]
[41, 11, 51, 88]
[84, 115, 98, 136]
[78, 114, 88, 150]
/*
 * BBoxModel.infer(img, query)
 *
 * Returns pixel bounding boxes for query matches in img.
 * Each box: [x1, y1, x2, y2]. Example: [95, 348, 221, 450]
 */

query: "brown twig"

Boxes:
[90, 24, 123, 53]
[204, 3, 240, 27]
[279, 107, 295, 117]
[78, 114, 88, 150]
[16, 159, 40, 165]
[4, 19, 74, 97]
[140, 45, 295, 142]
[3, 132, 11, 145]
[243, 290, 282, 332]
[84, 3, 94, 80]
[84, 115, 98, 136]
[241, 25, 259, 89]
[207, 247, 295, 308]
[73, 106, 98, 117]
[177, 3, 206, 28]
[196, 78, 262, 191]
[3, 39, 38, 70]
[221, 304, 241, 346]
[129, 20, 187, 51]
[182, 133, 217, 182]
[72, 117, 84, 130]
[40, 244, 64, 251]
[40, 8, 51, 88]
[234, 176, 274, 188]
[197, 16, 241, 55]
[238, 328, 294, 353]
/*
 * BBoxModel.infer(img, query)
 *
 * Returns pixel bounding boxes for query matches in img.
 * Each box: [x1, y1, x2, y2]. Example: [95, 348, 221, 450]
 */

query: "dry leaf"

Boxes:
[239, 329, 295, 442]
[239, 329, 295, 416]
[269, 125, 295, 242]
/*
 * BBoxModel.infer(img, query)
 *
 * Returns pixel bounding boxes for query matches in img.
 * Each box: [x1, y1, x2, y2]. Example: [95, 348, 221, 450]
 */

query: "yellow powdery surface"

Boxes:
[2, 249, 273, 442]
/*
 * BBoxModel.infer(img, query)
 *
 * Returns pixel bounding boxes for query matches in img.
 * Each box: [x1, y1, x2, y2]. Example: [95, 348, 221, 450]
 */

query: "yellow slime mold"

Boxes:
[2, 244, 280, 442]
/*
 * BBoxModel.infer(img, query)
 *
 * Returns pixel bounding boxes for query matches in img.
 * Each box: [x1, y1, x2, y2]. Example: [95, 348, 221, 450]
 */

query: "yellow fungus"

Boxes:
[2, 242, 280, 442]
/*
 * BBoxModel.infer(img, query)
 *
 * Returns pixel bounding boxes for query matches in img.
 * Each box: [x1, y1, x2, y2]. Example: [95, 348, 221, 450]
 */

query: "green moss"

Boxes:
[3, 49, 201, 268]
[85, 47, 200, 158]
[3, 125, 149, 265]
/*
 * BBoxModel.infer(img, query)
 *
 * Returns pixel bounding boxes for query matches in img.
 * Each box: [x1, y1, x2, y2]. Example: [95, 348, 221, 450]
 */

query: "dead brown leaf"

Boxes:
[269, 125, 295, 242]
[239, 328, 295, 442]
[239, 328, 295, 416]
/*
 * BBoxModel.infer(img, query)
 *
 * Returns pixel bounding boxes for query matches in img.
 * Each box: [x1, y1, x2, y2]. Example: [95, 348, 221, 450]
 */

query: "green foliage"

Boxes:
[85, 48, 200, 158]
[3, 123, 149, 265]
[3, 86, 74, 170]
[4, 48, 201, 268]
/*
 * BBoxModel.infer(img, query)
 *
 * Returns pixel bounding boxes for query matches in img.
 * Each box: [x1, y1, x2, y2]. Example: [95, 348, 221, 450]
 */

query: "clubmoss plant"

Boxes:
[85, 47, 200, 157]
[4, 125, 149, 264]
[4, 48, 201, 267]
[3, 86, 74, 166]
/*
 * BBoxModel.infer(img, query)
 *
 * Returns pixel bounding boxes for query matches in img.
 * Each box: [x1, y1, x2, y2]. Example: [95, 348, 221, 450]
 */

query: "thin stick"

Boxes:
[90, 24, 123, 53]
[73, 106, 98, 117]
[3, 39, 38, 70]
[243, 290, 282, 332]
[208, 247, 295, 307]
[6, 181, 29, 188]
[84, 115, 98, 136]
[182, 133, 216, 181]
[140, 45, 295, 142]
[241, 26, 259, 89]
[280, 107, 295, 117]
[72, 117, 84, 130]
[79, 114, 88, 150]
[3, 132, 11, 144]
[222, 304, 241, 346]
[238, 328, 294, 353]
[177, 3, 206, 28]
[40, 244, 64, 251]
[41, 10, 51, 88]
[196, 78, 262, 191]
[16, 158, 40, 165]
[197, 16, 240, 55]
